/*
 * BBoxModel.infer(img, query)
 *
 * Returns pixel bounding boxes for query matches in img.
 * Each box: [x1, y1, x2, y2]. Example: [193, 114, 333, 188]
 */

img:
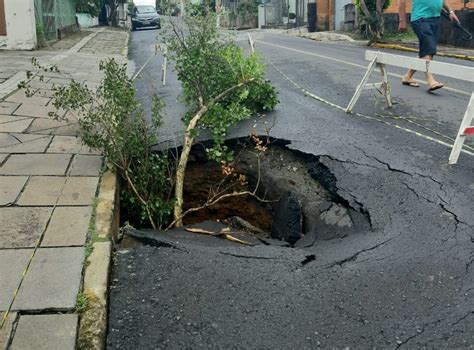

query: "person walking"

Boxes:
[398, 0, 459, 91]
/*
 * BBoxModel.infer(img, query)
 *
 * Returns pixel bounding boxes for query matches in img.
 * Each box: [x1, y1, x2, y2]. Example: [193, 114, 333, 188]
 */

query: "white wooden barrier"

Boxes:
[347, 51, 474, 165]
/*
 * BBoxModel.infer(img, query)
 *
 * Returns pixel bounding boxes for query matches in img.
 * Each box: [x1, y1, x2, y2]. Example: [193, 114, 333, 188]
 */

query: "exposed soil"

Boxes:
[183, 159, 274, 233]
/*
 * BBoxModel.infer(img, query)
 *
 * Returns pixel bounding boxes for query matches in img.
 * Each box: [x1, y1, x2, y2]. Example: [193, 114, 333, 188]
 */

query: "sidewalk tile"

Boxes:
[47, 135, 83, 153]
[34, 89, 55, 98]
[0, 101, 20, 115]
[12, 247, 84, 310]
[59, 176, 99, 205]
[0, 312, 17, 349]
[41, 206, 92, 247]
[6, 90, 51, 107]
[0, 250, 33, 310]
[0, 115, 33, 133]
[0, 207, 52, 248]
[0, 154, 8, 165]
[0, 154, 71, 175]
[16, 176, 66, 206]
[27, 118, 79, 136]
[10, 314, 77, 350]
[13, 103, 64, 119]
[69, 155, 103, 176]
[0, 133, 52, 154]
[0, 176, 28, 205]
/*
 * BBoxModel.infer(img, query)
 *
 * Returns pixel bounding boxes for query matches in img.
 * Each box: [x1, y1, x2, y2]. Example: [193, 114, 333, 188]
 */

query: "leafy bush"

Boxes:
[75, 0, 102, 17]
[49, 59, 174, 229]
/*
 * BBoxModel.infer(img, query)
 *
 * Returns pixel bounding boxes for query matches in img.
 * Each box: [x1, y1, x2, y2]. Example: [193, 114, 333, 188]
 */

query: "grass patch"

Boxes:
[76, 292, 89, 314]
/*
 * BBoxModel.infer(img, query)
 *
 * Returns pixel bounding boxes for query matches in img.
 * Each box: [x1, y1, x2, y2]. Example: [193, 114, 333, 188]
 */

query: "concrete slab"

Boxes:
[0, 312, 17, 349]
[0, 250, 33, 310]
[0, 115, 33, 133]
[0, 176, 28, 205]
[10, 314, 78, 350]
[34, 88, 55, 98]
[42, 206, 92, 247]
[47, 135, 83, 153]
[0, 154, 71, 175]
[0, 133, 52, 153]
[13, 247, 84, 311]
[6, 90, 51, 107]
[16, 176, 66, 206]
[0, 154, 8, 165]
[0, 207, 52, 248]
[13, 103, 63, 119]
[26, 118, 79, 136]
[59, 176, 99, 206]
[0, 101, 20, 115]
[69, 155, 103, 176]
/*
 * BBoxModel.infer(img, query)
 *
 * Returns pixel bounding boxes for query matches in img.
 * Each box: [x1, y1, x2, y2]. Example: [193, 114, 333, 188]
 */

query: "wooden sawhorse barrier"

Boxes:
[346, 51, 474, 165]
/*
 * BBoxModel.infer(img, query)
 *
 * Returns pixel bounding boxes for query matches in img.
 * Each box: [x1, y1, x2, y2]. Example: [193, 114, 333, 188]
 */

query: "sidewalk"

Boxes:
[0, 27, 128, 349]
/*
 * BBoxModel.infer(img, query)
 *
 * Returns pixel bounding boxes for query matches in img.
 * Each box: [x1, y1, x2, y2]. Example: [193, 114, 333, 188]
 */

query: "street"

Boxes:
[107, 25, 474, 348]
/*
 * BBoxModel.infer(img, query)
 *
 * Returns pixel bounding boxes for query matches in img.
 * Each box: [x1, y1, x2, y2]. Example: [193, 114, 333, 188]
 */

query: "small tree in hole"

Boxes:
[166, 14, 279, 227]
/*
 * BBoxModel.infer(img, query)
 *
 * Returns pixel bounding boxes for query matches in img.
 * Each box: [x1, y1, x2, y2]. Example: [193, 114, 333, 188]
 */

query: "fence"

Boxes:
[34, 0, 77, 43]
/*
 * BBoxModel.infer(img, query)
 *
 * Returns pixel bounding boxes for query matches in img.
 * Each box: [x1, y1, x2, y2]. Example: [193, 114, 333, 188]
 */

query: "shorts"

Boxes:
[411, 17, 440, 58]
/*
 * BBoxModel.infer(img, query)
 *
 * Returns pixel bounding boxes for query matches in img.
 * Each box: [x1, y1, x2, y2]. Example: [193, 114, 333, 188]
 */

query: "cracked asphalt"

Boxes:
[108, 23, 474, 348]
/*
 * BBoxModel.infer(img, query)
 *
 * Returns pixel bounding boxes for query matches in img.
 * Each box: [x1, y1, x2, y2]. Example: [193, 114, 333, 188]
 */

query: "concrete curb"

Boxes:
[78, 169, 119, 350]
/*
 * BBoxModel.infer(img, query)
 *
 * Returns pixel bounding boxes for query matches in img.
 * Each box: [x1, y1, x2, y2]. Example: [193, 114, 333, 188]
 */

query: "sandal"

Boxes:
[428, 83, 444, 92]
[402, 80, 420, 87]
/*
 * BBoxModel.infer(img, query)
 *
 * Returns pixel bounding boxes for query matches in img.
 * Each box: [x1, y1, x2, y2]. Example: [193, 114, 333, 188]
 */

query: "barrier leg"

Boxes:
[248, 33, 255, 53]
[379, 63, 392, 108]
[346, 56, 378, 113]
[448, 92, 474, 165]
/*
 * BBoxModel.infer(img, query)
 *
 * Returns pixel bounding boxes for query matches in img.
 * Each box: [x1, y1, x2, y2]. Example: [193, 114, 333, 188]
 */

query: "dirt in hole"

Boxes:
[182, 160, 273, 233]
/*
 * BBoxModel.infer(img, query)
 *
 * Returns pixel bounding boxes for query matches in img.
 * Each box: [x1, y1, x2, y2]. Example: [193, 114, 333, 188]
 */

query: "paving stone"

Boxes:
[42, 206, 92, 247]
[16, 176, 66, 206]
[0, 154, 71, 175]
[0, 133, 52, 153]
[0, 101, 20, 115]
[34, 88, 55, 98]
[0, 312, 17, 349]
[0, 176, 28, 205]
[0, 115, 33, 133]
[0, 250, 33, 310]
[6, 90, 51, 106]
[69, 155, 103, 176]
[0, 207, 52, 248]
[47, 135, 98, 154]
[10, 314, 78, 350]
[13, 247, 84, 310]
[13, 103, 64, 119]
[26, 118, 80, 136]
[0, 154, 8, 164]
[59, 176, 99, 205]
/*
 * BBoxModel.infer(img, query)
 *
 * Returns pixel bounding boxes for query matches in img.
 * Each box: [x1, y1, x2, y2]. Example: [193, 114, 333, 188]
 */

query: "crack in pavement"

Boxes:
[325, 236, 396, 268]
[395, 325, 426, 348]
[451, 311, 474, 327]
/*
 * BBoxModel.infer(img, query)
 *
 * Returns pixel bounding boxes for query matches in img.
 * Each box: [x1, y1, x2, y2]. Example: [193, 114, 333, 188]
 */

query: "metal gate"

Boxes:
[295, 0, 307, 27]
[335, 0, 351, 30]
[42, 0, 57, 41]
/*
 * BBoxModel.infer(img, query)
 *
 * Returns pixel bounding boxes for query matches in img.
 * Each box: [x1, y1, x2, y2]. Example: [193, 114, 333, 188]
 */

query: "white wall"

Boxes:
[0, 0, 37, 50]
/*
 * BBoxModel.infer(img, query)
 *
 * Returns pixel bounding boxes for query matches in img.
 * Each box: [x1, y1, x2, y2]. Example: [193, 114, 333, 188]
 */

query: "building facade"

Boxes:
[0, 0, 77, 50]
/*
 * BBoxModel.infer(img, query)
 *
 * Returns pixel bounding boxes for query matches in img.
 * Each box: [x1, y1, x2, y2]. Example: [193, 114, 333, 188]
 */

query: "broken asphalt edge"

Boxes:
[78, 169, 120, 350]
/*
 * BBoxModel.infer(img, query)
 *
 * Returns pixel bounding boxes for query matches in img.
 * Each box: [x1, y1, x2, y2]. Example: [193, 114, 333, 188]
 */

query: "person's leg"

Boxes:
[423, 18, 443, 91]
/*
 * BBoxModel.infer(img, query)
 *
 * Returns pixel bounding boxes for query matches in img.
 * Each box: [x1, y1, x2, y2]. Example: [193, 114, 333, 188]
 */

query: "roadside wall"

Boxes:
[316, 0, 334, 30]
[0, 0, 37, 50]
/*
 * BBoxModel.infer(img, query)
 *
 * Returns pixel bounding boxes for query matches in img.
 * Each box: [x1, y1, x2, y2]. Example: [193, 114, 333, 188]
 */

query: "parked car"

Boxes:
[131, 5, 161, 31]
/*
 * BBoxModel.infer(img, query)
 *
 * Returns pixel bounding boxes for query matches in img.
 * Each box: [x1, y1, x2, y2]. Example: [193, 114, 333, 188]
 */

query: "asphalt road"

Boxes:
[108, 23, 474, 348]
